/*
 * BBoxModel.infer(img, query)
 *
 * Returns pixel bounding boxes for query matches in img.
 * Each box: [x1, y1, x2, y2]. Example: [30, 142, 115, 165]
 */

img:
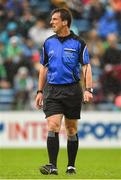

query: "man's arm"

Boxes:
[81, 64, 92, 89]
[38, 64, 48, 91]
[81, 64, 93, 102]
[35, 64, 48, 109]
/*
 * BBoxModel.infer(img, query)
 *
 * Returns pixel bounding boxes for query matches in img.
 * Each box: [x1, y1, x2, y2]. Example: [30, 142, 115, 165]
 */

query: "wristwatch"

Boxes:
[37, 90, 43, 94]
[85, 88, 93, 94]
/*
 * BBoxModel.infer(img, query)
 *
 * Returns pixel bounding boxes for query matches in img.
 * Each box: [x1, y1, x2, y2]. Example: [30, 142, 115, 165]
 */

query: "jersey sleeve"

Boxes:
[40, 43, 48, 67]
[79, 40, 90, 65]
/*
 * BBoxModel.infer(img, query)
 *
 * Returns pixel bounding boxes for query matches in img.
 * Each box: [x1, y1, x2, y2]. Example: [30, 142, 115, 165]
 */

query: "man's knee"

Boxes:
[47, 114, 63, 132]
[48, 121, 60, 132]
[65, 119, 77, 136]
[66, 126, 77, 136]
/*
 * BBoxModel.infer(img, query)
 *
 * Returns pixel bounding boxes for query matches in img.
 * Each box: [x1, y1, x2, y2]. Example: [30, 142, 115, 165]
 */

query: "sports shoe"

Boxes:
[39, 164, 58, 175]
[66, 166, 76, 175]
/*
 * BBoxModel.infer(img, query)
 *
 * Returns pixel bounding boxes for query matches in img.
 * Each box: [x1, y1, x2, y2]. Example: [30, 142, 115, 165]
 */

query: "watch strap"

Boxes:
[85, 88, 93, 93]
[37, 90, 43, 94]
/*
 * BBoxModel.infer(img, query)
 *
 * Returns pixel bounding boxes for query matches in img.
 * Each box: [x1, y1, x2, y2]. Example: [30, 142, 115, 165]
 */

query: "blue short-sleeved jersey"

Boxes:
[40, 31, 90, 84]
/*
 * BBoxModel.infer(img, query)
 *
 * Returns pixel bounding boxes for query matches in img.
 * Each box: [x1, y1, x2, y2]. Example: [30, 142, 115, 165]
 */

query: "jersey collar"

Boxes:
[56, 31, 75, 43]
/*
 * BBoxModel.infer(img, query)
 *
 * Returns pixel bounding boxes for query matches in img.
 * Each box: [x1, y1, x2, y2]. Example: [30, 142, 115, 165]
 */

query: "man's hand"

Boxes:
[83, 90, 93, 103]
[35, 93, 43, 109]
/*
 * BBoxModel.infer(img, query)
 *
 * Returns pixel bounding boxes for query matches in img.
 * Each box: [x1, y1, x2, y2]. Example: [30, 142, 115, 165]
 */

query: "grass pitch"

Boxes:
[0, 148, 121, 179]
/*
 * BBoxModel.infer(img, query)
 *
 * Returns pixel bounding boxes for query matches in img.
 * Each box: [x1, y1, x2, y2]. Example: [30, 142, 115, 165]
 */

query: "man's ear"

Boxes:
[63, 20, 67, 26]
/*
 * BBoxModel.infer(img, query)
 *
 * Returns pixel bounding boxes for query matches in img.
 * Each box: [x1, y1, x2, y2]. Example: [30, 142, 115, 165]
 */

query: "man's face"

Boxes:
[50, 12, 65, 33]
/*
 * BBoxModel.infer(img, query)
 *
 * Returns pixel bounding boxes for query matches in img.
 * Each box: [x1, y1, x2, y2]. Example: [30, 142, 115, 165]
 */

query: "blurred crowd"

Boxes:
[0, 0, 121, 111]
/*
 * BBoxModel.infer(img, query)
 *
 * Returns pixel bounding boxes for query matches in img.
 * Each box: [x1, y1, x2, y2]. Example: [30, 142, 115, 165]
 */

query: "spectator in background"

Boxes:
[0, 40, 6, 61]
[29, 0, 51, 14]
[3, 57, 17, 87]
[87, 29, 104, 57]
[6, 36, 22, 63]
[97, 5, 119, 39]
[87, 0, 106, 29]
[0, 57, 10, 89]
[91, 55, 103, 106]
[115, 94, 121, 110]
[21, 0, 31, 11]
[82, 0, 91, 5]
[101, 33, 121, 96]
[66, 0, 83, 19]
[21, 38, 38, 60]
[28, 16, 53, 47]
[20, 38, 40, 73]
[0, 22, 18, 44]
[110, 0, 121, 37]
[6, 9, 18, 24]
[51, 0, 67, 9]
[14, 66, 34, 110]
[19, 9, 36, 38]
[5, 0, 23, 17]
[6, 22, 18, 38]
[0, 3, 7, 27]
[110, 0, 121, 12]
[102, 33, 121, 66]
[3, 35, 22, 87]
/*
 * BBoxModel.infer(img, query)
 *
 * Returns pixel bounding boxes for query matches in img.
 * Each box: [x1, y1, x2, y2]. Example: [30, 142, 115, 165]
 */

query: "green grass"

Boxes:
[0, 148, 121, 179]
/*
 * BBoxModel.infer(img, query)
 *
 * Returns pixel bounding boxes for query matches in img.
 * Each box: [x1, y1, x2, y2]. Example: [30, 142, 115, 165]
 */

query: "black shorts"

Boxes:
[43, 82, 83, 119]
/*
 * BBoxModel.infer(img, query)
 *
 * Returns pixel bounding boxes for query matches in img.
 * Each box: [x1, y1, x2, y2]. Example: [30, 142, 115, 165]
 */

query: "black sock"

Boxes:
[67, 133, 79, 167]
[47, 131, 59, 167]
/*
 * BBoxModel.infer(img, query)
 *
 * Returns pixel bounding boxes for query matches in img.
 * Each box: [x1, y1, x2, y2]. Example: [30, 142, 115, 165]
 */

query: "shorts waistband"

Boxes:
[48, 82, 79, 86]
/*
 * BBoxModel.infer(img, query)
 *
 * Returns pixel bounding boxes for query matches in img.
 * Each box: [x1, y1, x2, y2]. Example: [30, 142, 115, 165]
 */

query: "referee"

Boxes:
[35, 8, 93, 175]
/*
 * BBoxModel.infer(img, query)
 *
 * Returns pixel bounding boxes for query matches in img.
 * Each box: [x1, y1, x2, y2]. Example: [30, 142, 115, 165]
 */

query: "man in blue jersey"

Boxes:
[35, 8, 93, 175]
